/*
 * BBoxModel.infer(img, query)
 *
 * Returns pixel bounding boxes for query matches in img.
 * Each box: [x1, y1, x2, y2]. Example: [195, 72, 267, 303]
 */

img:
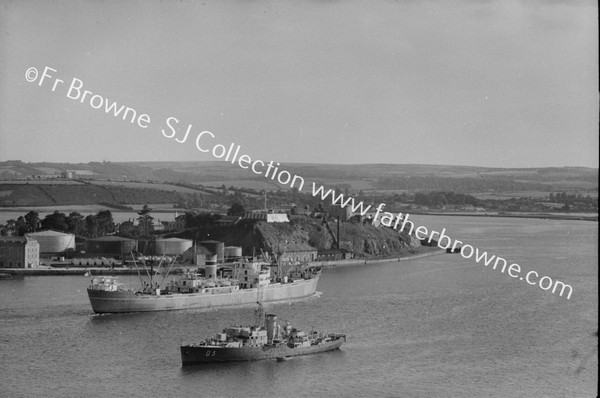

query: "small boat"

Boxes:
[180, 306, 346, 365]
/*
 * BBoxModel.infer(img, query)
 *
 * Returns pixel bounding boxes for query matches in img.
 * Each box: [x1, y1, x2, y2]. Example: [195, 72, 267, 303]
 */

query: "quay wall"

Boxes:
[0, 248, 446, 276]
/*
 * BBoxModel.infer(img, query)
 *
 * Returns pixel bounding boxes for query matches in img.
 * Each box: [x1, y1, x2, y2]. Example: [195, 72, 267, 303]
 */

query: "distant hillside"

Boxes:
[0, 182, 208, 207]
[0, 161, 597, 199]
[374, 176, 549, 192]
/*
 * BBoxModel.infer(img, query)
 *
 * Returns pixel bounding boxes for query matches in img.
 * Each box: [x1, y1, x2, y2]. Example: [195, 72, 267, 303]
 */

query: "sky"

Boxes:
[0, 0, 598, 168]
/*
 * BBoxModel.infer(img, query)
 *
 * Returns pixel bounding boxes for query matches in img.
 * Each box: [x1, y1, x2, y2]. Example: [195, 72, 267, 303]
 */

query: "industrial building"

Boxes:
[277, 243, 317, 264]
[244, 213, 289, 223]
[161, 214, 187, 231]
[0, 236, 40, 268]
[316, 248, 351, 261]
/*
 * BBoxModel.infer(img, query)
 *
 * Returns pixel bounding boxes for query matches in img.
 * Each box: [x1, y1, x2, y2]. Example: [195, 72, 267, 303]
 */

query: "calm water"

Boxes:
[0, 215, 597, 397]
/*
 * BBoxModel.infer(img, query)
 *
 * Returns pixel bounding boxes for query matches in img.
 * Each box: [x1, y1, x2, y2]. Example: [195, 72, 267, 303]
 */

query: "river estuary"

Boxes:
[0, 215, 597, 397]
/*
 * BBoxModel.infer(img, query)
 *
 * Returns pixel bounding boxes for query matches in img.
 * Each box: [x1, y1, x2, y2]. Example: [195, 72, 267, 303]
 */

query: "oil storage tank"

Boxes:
[86, 236, 137, 258]
[198, 240, 224, 262]
[182, 245, 210, 266]
[26, 230, 75, 254]
[155, 238, 193, 255]
[224, 246, 242, 261]
[136, 239, 155, 256]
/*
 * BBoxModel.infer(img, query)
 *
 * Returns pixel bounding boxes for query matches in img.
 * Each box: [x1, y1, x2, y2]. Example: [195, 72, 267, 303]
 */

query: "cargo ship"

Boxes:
[180, 307, 345, 364]
[87, 259, 320, 313]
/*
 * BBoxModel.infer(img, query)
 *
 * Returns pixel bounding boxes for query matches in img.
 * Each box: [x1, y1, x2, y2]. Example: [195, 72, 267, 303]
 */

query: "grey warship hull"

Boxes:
[180, 334, 345, 364]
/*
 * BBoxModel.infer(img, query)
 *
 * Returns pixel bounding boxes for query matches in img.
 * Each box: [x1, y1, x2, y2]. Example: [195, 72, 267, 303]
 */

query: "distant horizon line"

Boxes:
[0, 159, 597, 170]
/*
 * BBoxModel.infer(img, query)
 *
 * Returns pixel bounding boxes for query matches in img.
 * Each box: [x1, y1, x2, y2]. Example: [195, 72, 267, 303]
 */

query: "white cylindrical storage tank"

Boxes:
[224, 246, 242, 261]
[26, 230, 76, 254]
[155, 238, 193, 255]
[205, 263, 217, 279]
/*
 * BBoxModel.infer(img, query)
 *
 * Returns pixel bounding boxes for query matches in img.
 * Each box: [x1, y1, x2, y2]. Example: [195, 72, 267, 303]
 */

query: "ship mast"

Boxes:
[253, 301, 265, 327]
[253, 262, 266, 327]
[130, 252, 148, 291]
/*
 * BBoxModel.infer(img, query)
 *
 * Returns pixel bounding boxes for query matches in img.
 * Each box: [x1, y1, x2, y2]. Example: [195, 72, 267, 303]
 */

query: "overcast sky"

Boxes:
[0, 0, 597, 168]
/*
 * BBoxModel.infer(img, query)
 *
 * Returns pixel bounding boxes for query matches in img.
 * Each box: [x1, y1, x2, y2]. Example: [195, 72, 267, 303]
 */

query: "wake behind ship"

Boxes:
[87, 259, 320, 313]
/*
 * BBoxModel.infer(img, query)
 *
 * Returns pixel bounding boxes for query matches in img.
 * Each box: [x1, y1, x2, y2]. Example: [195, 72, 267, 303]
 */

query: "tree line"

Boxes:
[0, 210, 115, 238]
[413, 191, 485, 208]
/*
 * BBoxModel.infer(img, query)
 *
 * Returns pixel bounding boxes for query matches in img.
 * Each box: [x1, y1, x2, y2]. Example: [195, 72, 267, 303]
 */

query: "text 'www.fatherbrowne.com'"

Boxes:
[311, 186, 574, 300]
[25, 65, 573, 300]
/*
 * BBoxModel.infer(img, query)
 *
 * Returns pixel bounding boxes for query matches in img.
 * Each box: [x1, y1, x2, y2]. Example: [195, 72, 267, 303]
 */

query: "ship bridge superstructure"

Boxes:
[233, 260, 270, 289]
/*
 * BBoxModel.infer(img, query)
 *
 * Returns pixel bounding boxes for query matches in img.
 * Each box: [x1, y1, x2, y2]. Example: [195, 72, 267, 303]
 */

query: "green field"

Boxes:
[0, 180, 84, 185]
[198, 180, 283, 191]
[88, 180, 203, 194]
[0, 161, 597, 208]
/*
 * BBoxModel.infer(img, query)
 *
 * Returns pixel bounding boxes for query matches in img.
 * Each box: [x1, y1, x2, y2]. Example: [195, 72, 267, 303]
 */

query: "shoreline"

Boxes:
[0, 267, 169, 277]
[410, 211, 597, 222]
[0, 247, 447, 276]
[313, 247, 446, 268]
[0, 206, 596, 222]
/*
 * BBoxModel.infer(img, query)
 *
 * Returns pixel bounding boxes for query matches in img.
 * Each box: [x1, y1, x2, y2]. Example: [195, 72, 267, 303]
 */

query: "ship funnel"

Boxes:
[266, 314, 277, 344]
[205, 263, 217, 279]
